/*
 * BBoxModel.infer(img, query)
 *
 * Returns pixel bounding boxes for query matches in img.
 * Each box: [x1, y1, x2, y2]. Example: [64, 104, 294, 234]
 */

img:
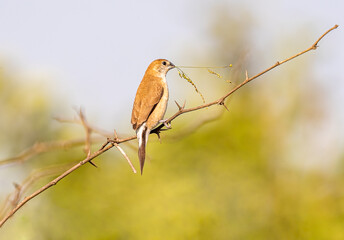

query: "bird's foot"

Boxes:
[159, 119, 171, 129]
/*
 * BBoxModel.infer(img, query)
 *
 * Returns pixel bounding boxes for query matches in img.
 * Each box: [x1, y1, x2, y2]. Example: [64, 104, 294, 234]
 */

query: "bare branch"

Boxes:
[54, 116, 113, 138]
[152, 24, 339, 133]
[77, 109, 98, 167]
[0, 162, 74, 219]
[174, 100, 182, 110]
[0, 110, 115, 167]
[105, 134, 137, 173]
[114, 144, 137, 174]
[0, 143, 114, 227]
[79, 109, 92, 157]
[0, 138, 95, 166]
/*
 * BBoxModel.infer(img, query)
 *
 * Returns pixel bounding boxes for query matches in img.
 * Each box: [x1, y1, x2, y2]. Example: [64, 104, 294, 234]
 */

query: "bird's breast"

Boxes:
[146, 80, 169, 129]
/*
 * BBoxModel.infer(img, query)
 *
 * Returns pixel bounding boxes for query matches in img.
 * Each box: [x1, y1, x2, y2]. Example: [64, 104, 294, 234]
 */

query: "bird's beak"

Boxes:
[169, 62, 175, 69]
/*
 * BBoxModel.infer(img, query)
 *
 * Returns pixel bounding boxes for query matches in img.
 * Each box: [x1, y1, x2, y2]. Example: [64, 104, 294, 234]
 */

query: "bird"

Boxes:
[131, 59, 175, 174]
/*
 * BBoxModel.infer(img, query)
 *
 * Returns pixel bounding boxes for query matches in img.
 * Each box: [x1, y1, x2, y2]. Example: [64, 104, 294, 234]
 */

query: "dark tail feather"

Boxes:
[138, 127, 147, 175]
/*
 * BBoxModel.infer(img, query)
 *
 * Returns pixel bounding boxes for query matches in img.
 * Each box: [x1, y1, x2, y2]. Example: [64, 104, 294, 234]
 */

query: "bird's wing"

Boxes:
[131, 76, 164, 130]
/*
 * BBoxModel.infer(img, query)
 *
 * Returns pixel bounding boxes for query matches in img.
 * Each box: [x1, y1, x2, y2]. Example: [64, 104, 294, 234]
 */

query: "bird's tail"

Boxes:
[136, 123, 150, 175]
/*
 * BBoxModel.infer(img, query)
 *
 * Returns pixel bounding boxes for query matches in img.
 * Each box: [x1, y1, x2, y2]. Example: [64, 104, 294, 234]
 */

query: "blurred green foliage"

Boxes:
[1, 9, 344, 240]
[0, 66, 54, 155]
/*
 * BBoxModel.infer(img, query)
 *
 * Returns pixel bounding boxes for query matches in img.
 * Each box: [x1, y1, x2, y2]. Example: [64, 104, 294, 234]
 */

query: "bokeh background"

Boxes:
[1, 0, 344, 239]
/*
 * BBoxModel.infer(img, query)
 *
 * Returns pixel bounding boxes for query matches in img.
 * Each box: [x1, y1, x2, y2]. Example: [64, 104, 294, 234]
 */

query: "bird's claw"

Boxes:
[159, 119, 171, 129]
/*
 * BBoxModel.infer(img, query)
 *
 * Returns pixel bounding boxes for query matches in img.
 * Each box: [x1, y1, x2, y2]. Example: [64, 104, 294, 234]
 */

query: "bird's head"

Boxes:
[147, 59, 175, 76]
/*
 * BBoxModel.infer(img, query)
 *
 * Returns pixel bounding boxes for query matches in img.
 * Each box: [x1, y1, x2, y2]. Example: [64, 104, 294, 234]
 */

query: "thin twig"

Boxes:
[0, 162, 75, 219]
[78, 109, 98, 167]
[79, 109, 92, 157]
[114, 144, 137, 174]
[0, 138, 94, 166]
[106, 131, 137, 173]
[54, 116, 113, 138]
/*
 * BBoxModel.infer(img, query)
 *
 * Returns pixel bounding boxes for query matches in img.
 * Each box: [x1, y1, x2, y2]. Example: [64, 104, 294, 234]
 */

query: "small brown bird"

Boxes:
[131, 59, 175, 174]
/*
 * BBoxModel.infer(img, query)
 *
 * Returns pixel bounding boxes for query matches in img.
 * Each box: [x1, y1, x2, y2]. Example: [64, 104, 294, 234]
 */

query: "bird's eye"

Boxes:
[162, 61, 167, 66]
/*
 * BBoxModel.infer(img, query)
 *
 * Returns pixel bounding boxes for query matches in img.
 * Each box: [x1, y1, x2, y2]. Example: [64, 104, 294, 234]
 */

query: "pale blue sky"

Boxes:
[0, 0, 343, 194]
[0, 0, 343, 132]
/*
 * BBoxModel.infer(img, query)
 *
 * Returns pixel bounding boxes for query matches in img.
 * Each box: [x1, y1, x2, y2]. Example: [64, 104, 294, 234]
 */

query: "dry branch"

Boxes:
[0, 138, 92, 166]
[152, 24, 338, 134]
[0, 24, 338, 228]
[0, 163, 75, 219]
